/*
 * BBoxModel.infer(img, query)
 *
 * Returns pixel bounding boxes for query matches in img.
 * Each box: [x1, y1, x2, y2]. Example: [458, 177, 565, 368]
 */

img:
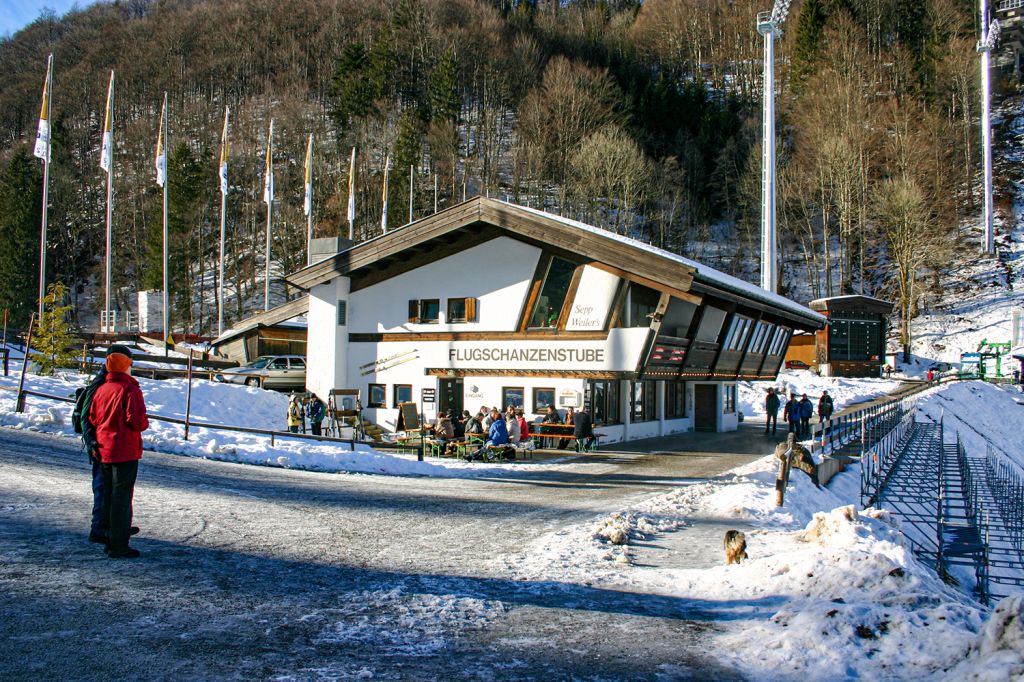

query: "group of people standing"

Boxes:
[764, 387, 833, 440]
[286, 393, 326, 435]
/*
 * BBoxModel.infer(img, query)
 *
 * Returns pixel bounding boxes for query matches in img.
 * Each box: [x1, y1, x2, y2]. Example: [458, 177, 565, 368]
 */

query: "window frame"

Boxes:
[367, 383, 386, 408]
[630, 380, 657, 423]
[587, 380, 622, 426]
[527, 257, 577, 329]
[393, 384, 412, 406]
[419, 299, 440, 324]
[447, 298, 468, 323]
[723, 384, 736, 414]
[666, 381, 687, 419]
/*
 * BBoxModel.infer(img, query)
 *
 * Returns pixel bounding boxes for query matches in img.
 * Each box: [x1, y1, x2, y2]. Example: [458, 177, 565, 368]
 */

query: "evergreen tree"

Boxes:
[330, 43, 375, 131]
[32, 282, 77, 374]
[791, 0, 829, 88]
[428, 49, 460, 125]
[0, 148, 42, 329]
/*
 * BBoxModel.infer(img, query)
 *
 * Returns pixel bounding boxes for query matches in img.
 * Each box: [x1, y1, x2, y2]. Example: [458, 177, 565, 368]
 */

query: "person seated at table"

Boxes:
[466, 409, 508, 461]
[464, 411, 484, 440]
[454, 409, 469, 439]
[541, 405, 561, 449]
[515, 409, 530, 446]
[505, 409, 521, 444]
[433, 412, 454, 451]
[558, 406, 575, 450]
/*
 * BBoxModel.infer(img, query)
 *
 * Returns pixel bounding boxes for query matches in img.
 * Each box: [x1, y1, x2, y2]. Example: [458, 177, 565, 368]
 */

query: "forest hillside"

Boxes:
[0, 0, 1005, 346]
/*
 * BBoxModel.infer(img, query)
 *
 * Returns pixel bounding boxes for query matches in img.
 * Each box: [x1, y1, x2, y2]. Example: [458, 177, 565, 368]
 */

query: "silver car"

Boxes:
[215, 355, 306, 390]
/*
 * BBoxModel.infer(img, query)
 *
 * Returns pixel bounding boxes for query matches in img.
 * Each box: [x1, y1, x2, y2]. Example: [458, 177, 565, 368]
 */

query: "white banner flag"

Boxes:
[347, 147, 356, 226]
[263, 120, 274, 206]
[33, 55, 52, 162]
[99, 70, 114, 172]
[155, 94, 167, 187]
[303, 134, 313, 217]
[218, 107, 229, 196]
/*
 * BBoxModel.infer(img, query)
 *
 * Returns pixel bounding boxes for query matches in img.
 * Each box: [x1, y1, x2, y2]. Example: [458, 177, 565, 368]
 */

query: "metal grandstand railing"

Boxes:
[998, 0, 1024, 11]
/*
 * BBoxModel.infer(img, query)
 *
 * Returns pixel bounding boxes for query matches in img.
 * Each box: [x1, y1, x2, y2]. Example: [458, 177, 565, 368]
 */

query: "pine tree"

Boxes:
[32, 282, 77, 375]
[0, 149, 42, 329]
[428, 49, 460, 125]
[791, 0, 828, 89]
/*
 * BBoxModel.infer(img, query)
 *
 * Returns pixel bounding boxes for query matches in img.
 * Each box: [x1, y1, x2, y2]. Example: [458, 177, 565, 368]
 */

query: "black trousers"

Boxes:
[101, 460, 138, 550]
[764, 413, 777, 433]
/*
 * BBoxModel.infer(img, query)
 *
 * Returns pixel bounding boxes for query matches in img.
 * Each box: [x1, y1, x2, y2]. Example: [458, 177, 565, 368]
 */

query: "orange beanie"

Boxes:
[105, 352, 132, 374]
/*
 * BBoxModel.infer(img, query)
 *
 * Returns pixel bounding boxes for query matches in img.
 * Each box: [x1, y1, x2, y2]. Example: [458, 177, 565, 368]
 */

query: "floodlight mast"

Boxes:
[757, 0, 791, 293]
[978, 0, 1000, 254]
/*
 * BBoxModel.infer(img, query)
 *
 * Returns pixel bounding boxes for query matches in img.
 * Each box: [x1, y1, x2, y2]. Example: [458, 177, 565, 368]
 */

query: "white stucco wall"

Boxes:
[306, 277, 349, 401]
[349, 236, 541, 333]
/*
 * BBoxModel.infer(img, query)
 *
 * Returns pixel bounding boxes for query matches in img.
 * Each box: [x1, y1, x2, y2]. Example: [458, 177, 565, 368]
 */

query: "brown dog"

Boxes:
[724, 530, 748, 565]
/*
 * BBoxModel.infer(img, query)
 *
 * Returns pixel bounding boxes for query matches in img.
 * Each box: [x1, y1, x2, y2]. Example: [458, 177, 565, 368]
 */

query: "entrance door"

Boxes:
[694, 384, 717, 432]
[439, 378, 463, 416]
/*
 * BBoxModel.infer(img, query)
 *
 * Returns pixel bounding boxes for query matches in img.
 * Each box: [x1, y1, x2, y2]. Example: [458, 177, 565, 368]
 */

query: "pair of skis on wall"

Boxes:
[359, 349, 419, 376]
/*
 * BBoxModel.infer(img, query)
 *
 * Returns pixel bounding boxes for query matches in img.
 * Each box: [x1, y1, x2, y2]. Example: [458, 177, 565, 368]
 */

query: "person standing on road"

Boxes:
[89, 348, 149, 559]
[307, 395, 326, 436]
[573, 406, 596, 451]
[817, 390, 834, 429]
[783, 392, 801, 436]
[764, 387, 780, 435]
[73, 344, 139, 545]
[798, 394, 813, 439]
[287, 395, 304, 433]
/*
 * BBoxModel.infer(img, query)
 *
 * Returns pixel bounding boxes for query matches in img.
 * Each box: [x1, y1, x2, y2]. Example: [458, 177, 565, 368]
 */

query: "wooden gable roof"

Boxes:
[285, 197, 824, 330]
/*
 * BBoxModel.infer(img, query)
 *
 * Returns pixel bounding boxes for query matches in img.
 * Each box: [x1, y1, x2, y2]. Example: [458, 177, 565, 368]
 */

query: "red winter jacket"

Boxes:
[89, 371, 149, 463]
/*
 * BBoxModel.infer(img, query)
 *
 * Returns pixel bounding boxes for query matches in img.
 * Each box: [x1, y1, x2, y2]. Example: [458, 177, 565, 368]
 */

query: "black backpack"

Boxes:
[71, 371, 106, 452]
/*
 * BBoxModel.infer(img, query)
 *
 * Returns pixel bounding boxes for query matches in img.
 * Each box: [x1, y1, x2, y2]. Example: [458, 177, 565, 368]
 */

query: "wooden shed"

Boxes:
[809, 296, 893, 378]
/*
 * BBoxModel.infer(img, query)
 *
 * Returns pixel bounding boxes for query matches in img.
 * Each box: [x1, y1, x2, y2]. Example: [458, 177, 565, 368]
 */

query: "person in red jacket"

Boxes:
[89, 348, 149, 558]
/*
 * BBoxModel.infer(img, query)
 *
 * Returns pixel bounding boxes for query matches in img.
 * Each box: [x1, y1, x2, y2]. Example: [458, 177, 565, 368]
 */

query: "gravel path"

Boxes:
[0, 427, 767, 681]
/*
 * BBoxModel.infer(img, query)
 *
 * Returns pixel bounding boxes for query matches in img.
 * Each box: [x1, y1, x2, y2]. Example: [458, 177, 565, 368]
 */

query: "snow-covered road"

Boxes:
[0, 427, 760, 680]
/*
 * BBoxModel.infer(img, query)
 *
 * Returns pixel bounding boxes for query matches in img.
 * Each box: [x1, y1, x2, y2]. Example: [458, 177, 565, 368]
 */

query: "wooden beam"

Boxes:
[555, 264, 585, 330]
[426, 367, 633, 380]
[349, 331, 610, 343]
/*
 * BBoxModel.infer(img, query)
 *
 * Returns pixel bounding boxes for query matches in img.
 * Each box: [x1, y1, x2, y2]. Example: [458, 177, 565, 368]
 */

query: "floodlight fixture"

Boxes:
[978, 0, 999, 254]
[756, 1, 791, 292]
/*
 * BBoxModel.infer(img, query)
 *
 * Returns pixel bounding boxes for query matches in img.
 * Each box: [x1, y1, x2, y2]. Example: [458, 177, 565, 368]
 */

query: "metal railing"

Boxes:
[986, 444, 1024, 555]
[13, 388, 422, 459]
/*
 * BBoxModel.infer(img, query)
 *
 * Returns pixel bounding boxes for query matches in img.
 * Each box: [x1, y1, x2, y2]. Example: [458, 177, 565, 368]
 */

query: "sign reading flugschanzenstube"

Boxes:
[448, 347, 605, 363]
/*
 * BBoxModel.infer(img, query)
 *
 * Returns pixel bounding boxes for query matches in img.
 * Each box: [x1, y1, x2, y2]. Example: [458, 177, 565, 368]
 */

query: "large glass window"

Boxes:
[724, 315, 753, 351]
[723, 384, 736, 413]
[528, 257, 577, 328]
[667, 382, 687, 419]
[588, 380, 621, 426]
[631, 380, 657, 422]
[695, 307, 728, 343]
[502, 386, 525, 410]
[627, 284, 660, 327]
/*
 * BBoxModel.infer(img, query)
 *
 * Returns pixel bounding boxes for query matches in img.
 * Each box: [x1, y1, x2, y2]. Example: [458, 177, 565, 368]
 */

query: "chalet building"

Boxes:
[285, 198, 825, 442]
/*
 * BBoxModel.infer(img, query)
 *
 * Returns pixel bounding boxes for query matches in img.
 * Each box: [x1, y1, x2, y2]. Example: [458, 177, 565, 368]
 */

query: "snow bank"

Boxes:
[917, 380, 1024, 470]
[0, 369, 572, 479]
[507, 444, 1002, 680]
[739, 369, 902, 421]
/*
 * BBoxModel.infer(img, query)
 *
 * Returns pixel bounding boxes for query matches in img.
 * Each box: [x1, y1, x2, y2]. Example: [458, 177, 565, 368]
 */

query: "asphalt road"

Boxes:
[0, 427, 773, 681]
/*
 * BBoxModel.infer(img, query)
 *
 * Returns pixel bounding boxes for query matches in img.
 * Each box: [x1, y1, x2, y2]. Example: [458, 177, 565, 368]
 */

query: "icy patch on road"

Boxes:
[312, 588, 507, 656]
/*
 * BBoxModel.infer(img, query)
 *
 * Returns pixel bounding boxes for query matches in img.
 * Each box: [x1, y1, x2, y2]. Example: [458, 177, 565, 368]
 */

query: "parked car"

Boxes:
[784, 359, 811, 370]
[214, 355, 306, 390]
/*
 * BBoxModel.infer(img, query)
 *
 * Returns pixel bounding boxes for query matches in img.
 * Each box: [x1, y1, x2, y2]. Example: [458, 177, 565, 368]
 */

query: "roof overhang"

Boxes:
[285, 197, 825, 332]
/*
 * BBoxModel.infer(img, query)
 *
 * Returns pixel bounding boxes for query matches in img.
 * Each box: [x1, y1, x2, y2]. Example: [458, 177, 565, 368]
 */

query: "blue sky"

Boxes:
[0, 1, 92, 37]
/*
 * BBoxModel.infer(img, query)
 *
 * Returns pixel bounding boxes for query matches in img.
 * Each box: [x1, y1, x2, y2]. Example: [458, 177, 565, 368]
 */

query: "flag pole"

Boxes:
[161, 93, 169, 355]
[409, 164, 414, 224]
[217, 106, 229, 337]
[305, 134, 313, 266]
[102, 70, 114, 331]
[264, 119, 273, 312]
[36, 54, 53, 322]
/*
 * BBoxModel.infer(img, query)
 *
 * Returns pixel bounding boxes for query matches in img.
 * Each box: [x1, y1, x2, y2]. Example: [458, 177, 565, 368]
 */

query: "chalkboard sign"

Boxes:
[396, 401, 420, 432]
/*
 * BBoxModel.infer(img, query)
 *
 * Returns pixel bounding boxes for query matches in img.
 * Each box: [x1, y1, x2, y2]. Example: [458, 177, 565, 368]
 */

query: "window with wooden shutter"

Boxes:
[408, 300, 420, 324]
[466, 297, 478, 322]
